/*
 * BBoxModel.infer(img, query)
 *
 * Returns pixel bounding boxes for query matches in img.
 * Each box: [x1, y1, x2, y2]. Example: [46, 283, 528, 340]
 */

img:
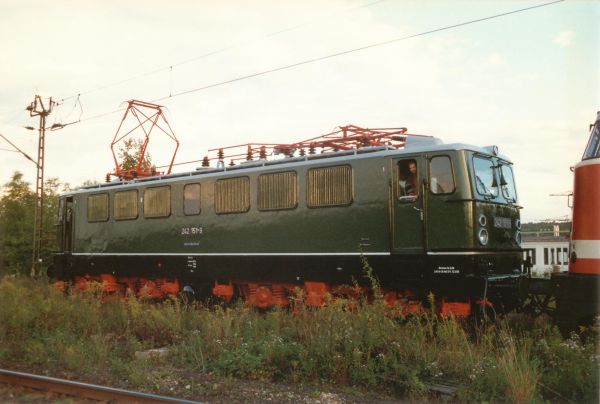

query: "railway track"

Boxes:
[0, 369, 202, 403]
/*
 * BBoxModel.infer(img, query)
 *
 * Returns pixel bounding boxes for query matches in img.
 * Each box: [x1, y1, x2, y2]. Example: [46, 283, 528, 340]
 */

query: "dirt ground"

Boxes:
[0, 367, 407, 404]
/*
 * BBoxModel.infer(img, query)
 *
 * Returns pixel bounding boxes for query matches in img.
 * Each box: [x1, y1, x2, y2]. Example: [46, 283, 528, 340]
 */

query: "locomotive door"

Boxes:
[391, 157, 425, 254]
[424, 154, 463, 251]
[62, 196, 74, 253]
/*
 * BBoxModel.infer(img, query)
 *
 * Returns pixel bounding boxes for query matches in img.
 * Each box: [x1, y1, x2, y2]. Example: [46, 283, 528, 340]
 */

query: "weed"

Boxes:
[0, 275, 597, 402]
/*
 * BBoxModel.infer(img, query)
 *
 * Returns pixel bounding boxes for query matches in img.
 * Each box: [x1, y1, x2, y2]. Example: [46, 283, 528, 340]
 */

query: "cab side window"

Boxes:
[183, 183, 201, 215]
[429, 156, 455, 194]
[398, 159, 418, 199]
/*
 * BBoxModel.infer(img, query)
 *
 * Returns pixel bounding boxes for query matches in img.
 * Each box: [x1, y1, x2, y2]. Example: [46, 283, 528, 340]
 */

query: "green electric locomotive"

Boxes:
[51, 125, 523, 316]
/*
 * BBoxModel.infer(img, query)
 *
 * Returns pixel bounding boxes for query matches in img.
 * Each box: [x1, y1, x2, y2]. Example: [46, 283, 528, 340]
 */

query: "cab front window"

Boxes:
[499, 164, 518, 203]
[582, 119, 600, 160]
[473, 156, 498, 198]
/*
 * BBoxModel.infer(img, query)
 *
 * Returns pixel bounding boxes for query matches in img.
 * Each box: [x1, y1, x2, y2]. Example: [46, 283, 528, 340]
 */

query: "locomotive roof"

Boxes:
[70, 139, 512, 195]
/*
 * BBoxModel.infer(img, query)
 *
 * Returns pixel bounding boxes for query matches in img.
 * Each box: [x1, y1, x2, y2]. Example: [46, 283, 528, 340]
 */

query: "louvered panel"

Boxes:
[144, 186, 171, 218]
[114, 190, 138, 220]
[87, 193, 109, 222]
[215, 177, 250, 214]
[307, 165, 353, 207]
[258, 171, 297, 211]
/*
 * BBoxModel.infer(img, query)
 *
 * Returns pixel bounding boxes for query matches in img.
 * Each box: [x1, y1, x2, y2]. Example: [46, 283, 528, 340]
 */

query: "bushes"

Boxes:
[0, 275, 597, 402]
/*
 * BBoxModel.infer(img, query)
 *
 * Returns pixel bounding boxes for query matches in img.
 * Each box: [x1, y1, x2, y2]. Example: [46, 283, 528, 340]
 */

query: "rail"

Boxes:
[0, 368, 202, 403]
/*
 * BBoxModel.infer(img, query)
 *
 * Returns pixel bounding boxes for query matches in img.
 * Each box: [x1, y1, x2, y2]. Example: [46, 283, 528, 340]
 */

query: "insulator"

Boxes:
[299, 148, 305, 156]
[246, 145, 253, 161]
[202, 156, 210, 167]
[308, 145, 316, 154]
[259, 146, 267, 160]
[229, 159, 235, 166]
[217, 148, 224, 160]
[105, 174, 111, 183]
[286, 149, 294, 158]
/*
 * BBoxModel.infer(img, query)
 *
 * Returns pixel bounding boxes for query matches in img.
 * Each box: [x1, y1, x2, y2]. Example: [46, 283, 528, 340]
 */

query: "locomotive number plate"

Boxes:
[181, 226, 203, 235]
[181, 226, 203, 246]
[493, 217, 511, 229]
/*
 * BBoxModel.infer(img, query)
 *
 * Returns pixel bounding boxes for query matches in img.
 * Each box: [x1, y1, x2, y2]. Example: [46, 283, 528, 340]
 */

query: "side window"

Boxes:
[398, 159, 419, 199]
[87, 193, 109, 222]
[184, 183, 201, 215]
[307, 165, 353, 208]
[258, 171, 298, 211]
[215, 177, 250, 214]
[429, 156, 455, 194]
[144, 186, 171, 218]
[114, 190, 138, 220]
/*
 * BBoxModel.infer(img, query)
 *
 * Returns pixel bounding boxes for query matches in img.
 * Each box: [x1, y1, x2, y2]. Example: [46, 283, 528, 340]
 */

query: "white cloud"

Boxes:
[553, 30, 575, 47]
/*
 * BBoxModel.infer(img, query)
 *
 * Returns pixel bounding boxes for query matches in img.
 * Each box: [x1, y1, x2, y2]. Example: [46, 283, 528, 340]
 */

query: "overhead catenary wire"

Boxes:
[156, 0, 565, 102]
[74, 0, 564, 125]
[0, 132, 38, 166]
[55, 0, 389, 104]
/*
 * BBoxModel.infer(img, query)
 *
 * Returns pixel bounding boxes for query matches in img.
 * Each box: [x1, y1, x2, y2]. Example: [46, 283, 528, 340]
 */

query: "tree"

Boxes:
[75, 179, 99, 190]
[0, 172, 34, 274]
[0, 172, 63, 275]
[118, 138, 153, 172]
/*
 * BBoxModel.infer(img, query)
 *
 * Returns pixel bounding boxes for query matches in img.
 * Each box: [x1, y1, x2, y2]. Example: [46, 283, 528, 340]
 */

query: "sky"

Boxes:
[0, 0, 598, 222]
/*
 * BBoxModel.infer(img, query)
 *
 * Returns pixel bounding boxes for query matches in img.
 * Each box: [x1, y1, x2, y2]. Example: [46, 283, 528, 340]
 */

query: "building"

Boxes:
[522, 222, 571, 278]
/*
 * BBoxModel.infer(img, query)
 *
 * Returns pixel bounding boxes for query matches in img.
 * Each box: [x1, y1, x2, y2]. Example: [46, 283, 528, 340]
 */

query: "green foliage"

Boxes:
[0, 172, 34, 274]
[118, 138, 153, 172]
[0, 172, 64, 275]
[0, 276, 597, 402]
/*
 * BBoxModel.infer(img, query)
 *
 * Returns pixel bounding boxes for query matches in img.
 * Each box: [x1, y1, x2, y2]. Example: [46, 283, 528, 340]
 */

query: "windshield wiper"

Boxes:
[475, 175, 492, 199]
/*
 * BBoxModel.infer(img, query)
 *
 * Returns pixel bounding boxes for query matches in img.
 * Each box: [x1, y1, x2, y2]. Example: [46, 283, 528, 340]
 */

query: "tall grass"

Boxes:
[0, 275, 597, 402]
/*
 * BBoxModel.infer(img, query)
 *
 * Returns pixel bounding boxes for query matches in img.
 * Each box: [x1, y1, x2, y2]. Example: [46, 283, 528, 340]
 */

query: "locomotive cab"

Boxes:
[390, 146, 523, 309]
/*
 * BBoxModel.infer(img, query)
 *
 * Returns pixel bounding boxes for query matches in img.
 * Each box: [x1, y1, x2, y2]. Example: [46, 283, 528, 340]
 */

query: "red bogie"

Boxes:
[71, 275, 180, 299]
[213, 282, 234, 302]
[440, 299, 471, 318]
[304, 282, 329, 307]
[244, 284, 290, 308]
[68, 275, 484, 319]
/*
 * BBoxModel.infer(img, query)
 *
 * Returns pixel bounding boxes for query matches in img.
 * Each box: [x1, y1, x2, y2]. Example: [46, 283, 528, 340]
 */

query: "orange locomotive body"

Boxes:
[553, 111, 600, 324]
[570, 126, 600, 275]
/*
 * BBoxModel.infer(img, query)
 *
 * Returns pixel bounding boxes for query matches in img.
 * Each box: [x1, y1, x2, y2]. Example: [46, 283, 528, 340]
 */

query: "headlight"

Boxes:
[478, 214, 487, 227]
[514, 230, 521, 245]
[478, 228, 489, 245]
